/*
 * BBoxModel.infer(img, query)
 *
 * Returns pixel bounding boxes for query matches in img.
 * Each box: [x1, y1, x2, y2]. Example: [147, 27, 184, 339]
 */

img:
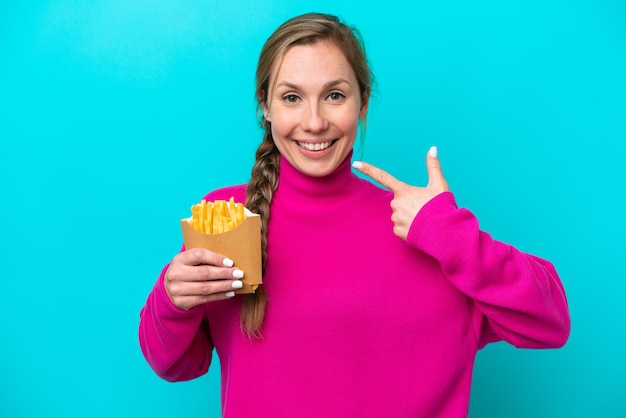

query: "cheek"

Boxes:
[269, 116, 295, 155]
[337, 111, 361, 135]
[268, 111, 295, 138]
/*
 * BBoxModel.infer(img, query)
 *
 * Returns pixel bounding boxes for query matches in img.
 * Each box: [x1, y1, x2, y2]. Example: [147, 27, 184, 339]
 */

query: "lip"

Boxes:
[295, 139, 338, 157]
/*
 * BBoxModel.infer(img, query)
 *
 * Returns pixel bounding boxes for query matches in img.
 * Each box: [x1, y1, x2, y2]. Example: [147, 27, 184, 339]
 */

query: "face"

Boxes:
[263, 41, 368, 177]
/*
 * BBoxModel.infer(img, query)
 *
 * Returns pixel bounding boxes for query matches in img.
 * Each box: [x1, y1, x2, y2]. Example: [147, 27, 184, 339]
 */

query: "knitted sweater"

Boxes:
[139, 154, 570, 417]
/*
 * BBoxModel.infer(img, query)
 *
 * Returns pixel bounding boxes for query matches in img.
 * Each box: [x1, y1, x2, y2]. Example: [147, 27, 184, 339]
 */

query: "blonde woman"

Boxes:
[139, 13, 570, 417]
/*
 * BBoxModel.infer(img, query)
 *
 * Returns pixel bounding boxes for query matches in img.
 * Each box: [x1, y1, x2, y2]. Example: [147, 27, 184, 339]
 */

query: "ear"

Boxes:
[359, 87, 370, 119]
[259, 91, 271, 122]
[261, 103, 271, 122]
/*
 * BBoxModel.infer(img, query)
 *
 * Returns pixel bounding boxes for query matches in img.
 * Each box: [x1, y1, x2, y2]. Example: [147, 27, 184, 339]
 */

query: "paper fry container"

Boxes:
[180, 210, 262, 294]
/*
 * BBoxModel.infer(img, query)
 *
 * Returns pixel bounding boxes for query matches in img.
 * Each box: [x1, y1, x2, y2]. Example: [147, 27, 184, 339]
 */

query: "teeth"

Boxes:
[298, 141, 333, 151]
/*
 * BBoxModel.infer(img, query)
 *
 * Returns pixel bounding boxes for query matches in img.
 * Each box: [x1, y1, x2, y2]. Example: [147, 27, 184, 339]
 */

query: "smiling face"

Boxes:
[262, 41, 369, 177]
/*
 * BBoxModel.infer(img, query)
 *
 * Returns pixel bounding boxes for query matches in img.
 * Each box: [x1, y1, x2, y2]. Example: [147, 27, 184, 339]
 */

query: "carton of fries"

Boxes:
[180, 197, 262, 294]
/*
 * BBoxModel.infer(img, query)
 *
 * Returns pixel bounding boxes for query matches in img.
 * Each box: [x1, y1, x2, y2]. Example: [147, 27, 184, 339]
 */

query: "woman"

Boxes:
[139, 13, 570, 417]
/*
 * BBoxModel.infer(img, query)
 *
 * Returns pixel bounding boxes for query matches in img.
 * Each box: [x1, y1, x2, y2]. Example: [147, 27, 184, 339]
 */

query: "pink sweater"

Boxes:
[139, 154, 570, 417]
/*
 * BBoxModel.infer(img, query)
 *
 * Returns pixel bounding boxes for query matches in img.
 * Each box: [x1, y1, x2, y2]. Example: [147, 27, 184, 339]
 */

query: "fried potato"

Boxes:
[187, 197, 246, 234]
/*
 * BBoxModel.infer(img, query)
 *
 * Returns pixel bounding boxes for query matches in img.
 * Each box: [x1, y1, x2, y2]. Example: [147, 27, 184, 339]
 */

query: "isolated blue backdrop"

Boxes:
[1, 1, 624, 417]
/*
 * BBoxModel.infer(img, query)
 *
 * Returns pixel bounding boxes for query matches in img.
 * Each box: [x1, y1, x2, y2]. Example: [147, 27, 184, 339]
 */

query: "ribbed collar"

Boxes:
[274, 151, 360, 209]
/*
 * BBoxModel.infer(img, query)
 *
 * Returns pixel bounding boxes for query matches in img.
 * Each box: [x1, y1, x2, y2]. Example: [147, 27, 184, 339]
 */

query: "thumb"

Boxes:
[426, 146, 448, 190]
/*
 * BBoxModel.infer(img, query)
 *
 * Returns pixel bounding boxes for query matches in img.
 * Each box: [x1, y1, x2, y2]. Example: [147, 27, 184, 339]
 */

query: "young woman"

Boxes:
[139, 13, 570, 417]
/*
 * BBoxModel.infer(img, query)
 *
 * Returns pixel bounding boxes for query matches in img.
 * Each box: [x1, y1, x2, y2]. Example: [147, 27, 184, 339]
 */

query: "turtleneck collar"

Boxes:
[273, 150, 360, 208]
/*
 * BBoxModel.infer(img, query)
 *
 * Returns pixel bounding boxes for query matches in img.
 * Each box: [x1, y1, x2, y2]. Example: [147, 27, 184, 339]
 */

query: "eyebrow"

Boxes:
[275, 78, 351, 90]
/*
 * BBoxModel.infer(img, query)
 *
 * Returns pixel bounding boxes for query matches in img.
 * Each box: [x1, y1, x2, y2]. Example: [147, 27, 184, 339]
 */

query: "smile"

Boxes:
[297, 140, 335, 151]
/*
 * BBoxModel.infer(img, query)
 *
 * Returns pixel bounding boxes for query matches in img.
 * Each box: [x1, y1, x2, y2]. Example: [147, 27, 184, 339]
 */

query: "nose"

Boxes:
[301, 103, 328, 133]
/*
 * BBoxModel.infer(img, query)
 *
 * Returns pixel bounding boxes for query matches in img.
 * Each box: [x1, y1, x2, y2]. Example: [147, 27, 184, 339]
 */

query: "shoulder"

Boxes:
[202, 184, 247, 203]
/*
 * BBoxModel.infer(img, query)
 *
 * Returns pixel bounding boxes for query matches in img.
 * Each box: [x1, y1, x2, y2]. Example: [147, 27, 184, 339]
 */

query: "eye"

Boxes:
[327, 91, 345, 101]
[282, 94, 300, 103]
[328, 91, 346, 102]
[328, 91, 345, 100]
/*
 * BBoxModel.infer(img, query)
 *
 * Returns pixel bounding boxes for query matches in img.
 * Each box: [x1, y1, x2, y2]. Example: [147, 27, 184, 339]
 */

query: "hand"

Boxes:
[353, 146, 450, 241]
[164, 248, 245, 310]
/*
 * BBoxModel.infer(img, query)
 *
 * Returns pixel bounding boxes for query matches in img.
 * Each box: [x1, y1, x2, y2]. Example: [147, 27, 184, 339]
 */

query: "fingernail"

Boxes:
[223, 258, 234, 267]
[352, 161, 363, 169]
[233, 269, 244, 279]
[232, 280, 243, 289]
[429, 146, 438, 158]
[225, 291, 235, 298]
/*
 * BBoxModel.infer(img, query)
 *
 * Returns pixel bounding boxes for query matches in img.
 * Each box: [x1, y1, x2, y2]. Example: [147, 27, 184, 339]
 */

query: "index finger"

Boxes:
[352, 161, 405, 192]
[177, 247, 234, 268]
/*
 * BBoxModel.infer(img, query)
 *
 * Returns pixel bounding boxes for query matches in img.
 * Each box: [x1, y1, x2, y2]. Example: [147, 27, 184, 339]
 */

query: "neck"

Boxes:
[274, 152, 358, 208]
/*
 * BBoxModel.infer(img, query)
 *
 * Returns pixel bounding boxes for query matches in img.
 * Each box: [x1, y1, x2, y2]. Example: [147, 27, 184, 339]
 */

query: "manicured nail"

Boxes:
[233, 269, 244, 279]
[232, 280, 243, 289]
[223, 258, 234, 267]
[352, 161, 363, 169]
[429, 146, 438, 158]
[225, 291, 235, 298]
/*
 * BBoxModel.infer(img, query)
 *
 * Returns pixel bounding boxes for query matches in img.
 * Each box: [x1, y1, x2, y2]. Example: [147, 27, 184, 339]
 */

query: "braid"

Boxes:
[242, 126, 280, 338]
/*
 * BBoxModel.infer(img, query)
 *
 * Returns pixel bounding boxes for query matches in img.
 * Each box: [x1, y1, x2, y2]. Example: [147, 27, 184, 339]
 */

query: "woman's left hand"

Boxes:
[353, 146, 450, 241]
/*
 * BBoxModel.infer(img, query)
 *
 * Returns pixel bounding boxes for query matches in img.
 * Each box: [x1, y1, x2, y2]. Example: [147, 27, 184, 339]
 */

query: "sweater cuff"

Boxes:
[406, 191, 458, 249]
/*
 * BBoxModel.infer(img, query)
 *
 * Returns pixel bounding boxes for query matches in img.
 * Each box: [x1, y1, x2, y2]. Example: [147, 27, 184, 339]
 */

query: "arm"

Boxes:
[139, 186, 249, 381]
[353, 147, 570, 349]
[138, 264, 213, 382]
[408, 192, 570, 348]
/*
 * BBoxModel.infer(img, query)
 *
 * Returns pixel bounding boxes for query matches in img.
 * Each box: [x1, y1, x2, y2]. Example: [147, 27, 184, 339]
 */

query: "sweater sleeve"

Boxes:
[138, 264, 213, 381]
[407, 192, 570, 349]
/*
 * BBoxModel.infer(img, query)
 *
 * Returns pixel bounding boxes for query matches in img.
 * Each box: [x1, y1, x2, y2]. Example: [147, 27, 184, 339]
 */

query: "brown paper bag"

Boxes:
[180, 210, 262, 294]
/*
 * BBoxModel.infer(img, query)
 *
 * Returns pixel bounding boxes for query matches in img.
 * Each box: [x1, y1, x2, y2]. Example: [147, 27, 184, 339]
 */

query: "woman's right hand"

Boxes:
[164, 248, 244, 310]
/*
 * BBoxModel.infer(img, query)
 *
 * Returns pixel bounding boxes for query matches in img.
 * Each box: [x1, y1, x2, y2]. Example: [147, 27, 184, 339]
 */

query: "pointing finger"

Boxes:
[352, 160, 406, 192]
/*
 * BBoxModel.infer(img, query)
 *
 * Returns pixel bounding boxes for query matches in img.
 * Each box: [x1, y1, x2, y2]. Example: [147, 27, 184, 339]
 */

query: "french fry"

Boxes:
[187, 197, 246, 234]
[212, 201, 221, 230]
[198, 200, 206, 233]
[229, 197, 237, 223]
[236, 203, 244, 224]
[206, 205, 213, 234]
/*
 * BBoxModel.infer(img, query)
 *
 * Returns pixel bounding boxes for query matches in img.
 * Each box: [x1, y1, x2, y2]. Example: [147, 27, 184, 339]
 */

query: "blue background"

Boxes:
[1, 1, 625, 417]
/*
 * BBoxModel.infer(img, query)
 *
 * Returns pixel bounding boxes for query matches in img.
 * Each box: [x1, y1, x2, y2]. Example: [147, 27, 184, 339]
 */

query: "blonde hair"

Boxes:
[242, 13, 374, 338]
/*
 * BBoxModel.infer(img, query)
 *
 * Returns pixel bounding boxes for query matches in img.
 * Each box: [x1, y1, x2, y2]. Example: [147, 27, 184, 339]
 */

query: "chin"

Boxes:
[282, 141, 353, 177]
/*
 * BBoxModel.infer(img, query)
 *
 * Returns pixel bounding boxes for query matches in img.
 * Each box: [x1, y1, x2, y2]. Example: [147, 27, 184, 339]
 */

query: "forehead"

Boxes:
[270, 41, 357, 86]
